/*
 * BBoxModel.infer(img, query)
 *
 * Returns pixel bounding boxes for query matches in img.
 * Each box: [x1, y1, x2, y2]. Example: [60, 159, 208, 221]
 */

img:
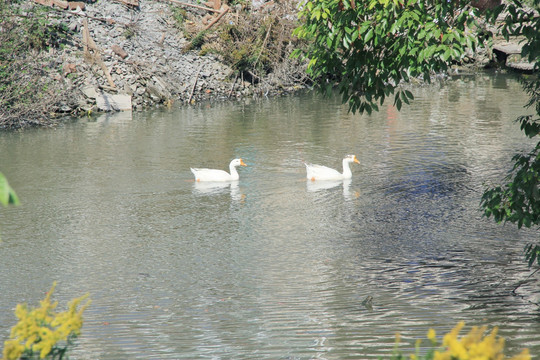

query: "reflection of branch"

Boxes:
[512, 267, 540, 306]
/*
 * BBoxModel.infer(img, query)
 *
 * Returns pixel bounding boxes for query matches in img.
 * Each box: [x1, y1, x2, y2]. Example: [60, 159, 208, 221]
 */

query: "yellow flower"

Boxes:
[427, 328, 437, 343]
[433, 350, 451, 360]
[2, 282, 90, 360]
[2, 339, 23, 360]
[510, 349, 530, 360]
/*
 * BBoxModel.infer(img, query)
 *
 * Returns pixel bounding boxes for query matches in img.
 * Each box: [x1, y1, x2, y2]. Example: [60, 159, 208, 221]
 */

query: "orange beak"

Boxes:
[240, 159, 247, 166]
[354, 156, 360, 164]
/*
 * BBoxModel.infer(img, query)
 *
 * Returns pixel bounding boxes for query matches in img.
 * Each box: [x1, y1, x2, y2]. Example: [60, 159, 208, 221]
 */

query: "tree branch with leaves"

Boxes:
[293, 0, 481, 113]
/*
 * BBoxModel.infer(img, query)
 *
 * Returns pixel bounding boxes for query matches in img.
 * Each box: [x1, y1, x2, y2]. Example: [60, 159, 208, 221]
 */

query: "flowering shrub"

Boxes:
[2, 282, 90, 360]
[391, 321, 530, 360]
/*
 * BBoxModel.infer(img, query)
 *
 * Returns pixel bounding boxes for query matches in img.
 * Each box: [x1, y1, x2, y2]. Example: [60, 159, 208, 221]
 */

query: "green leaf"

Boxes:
[404, 89, 413, 100]
[364, 28, 374, 43]
[394, 96, 402, 111]
[442, 48, 452, 61]
[0, 172, 19, 207]
[0, 174, 8, 207]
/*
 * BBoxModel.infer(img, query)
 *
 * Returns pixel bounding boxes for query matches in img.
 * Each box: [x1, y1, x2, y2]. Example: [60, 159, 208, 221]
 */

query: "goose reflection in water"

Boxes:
[307, 179, 358, 200]
[193, 180, 243, 201]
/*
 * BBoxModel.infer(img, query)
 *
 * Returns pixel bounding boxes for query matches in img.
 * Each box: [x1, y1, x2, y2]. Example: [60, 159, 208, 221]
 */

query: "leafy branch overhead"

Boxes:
[293, 0, 479, 113]
[479, 1, 540, 268]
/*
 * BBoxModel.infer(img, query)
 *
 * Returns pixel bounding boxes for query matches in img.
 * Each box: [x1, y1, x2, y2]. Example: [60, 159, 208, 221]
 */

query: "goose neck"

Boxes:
[342, 159, 353, 178]
[229, 164, 240, 180]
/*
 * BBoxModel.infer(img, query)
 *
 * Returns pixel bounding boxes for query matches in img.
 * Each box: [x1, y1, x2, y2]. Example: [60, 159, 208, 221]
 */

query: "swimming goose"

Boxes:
[191, 158, 247, 182]
[305, 155, 360, 181]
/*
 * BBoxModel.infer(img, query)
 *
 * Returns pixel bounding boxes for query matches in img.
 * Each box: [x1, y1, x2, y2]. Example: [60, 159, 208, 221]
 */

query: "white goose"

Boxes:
[305, 155, 360, 181]
[191, 158, 247, 182]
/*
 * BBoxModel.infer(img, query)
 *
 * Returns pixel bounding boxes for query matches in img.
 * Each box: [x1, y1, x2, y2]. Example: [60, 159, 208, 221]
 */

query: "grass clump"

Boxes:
[0, 1, 71, 129]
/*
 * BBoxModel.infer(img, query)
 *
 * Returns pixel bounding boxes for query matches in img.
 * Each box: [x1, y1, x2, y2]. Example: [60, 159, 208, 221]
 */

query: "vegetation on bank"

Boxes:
[1, 0, 540, 358]
[0, 0, 307, 129]
[181, 0, 308, 88]
[0, 1, 72, 129]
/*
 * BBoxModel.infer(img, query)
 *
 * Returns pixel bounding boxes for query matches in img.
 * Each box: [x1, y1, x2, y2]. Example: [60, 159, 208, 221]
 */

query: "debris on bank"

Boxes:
[22, 0, 307, 116]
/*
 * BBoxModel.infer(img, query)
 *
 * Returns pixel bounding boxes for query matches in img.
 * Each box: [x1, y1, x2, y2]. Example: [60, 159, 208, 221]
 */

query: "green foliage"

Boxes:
[0, 1, 69, 128]
[190, 30, 209, 50]
[479, 0, 540, 268]
[481, 107, 540, 266]
[171, 6, 187, 31]
[293, 0, 479, 114]
[0, 172, 19, 208]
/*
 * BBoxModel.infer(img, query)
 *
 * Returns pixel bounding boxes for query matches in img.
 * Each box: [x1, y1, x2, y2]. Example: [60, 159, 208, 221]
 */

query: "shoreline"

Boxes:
[3, 0, 533, 129]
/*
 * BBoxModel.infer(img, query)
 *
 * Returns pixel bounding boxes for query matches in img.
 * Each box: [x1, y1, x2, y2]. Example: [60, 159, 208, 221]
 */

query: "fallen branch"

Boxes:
[32, 0, 68, 9]
[188, 65, 203, 104]
[204, 6, 229, 30]
[83, 19, 116, 89]
[113, 0, 139, 7]
[253, 23, 272, 68]
[228, 72, 238, 98]
[44, 4, 119, 25]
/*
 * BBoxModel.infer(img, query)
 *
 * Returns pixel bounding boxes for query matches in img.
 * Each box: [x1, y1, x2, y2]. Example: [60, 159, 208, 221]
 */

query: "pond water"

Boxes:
[1, 72, 540, 359]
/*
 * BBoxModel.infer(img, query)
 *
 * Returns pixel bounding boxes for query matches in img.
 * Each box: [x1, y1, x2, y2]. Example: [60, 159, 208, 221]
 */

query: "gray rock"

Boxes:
[96, 93, 132, 111]
[81, 85, 99, 99]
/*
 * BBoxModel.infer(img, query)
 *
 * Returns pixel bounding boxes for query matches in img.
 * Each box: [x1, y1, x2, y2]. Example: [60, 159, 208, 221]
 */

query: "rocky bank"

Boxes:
[36, 0, 307, 115]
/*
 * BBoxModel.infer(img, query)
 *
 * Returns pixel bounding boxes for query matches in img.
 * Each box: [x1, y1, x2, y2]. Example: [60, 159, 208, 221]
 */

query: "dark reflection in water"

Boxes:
[1, 73, 540, 359]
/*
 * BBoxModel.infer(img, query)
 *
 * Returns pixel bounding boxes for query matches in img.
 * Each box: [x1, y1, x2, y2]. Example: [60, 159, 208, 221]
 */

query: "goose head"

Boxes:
[345, 155, 360, 164]
[231, 158, 247, 167]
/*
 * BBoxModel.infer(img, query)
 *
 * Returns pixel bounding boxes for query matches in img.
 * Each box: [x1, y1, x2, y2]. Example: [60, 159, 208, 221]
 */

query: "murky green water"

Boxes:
[1, 73, 539, 359]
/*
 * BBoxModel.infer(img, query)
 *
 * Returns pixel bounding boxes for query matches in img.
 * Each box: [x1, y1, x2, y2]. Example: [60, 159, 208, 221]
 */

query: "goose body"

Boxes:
[305, 155, 360, 181]
[191, 158, 247, 182]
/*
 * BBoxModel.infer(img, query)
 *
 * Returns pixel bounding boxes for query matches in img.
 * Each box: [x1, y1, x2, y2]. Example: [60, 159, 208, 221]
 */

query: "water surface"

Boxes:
[1, 73, 539, 359]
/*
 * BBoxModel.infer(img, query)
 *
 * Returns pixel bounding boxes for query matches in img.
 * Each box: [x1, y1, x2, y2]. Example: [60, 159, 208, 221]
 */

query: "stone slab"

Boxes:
[96, 93, 132, 111]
